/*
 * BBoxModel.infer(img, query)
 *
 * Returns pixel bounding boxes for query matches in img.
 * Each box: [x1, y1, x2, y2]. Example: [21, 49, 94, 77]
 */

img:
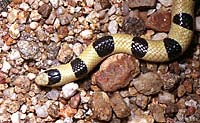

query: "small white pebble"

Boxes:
[27, 73, 36, 80]
[30, 22, 39, 30]
[152, 33, 168, 40]
[19, 3, 30, 11]
[1, 60, 11, 73]
[46, 89, 60, 100]
[195, 16, 200, 32]
[2, 44, 11, 52]
[62, 82, 79, 99]
[86, 0, 94, 7]
[107, 5, 116, 16]
[80, 30, 93, 40]
[20, 104, 27, 113]
[50, 0, 59, 8]
[11, 112, 20, 123]
[35, 105, 48, 118]
[64, 117, 73, 123]
[73, 43, 84, 56]
[55, 120, 64, 123]
[30, 10, 42, 21]
[54, 18, 60, 29]
[7, 9, 19, 23]
[1, 12, 8, 17]
[8, 49, 21, 60]
[9, 22, 20, 39]
[108, 20, 118, 34]
[158, 0, 172, 7]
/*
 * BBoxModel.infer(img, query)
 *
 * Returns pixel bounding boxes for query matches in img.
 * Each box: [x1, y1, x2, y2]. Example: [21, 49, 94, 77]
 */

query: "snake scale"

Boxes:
[35, 0, 194, 87]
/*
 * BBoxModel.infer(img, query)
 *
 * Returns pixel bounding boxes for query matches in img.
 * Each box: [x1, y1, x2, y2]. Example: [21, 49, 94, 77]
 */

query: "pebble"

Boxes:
[69, 93, 81, 108]
[50, 0, 59, 8]
[57, 26, 68, 39]
[146, 11, 171, 32]
[128, 109, 154, 123]
[108, 20, 118, 34]
[86, 0, 94, 7]
[18, 11, 29, 24]
[11, 112, 20, 123]
[35, 105, 48, 118]
[57, 42, 73, 63]
[62, 82, 79, 99]
[74, 109, 85, 119]
[72, 43, 84, 56]
[158, 0, 172, 7]
[196, 16, 200, 31]
[60, 104, 77, 118]
[35, 26, 47, 41]
[149, 104, 166, 122]
[92, 54, 139, 92]
[7, 9, 19, 23]
[8, 49, 21, 60]
[30, 10, 42, 21]
[38, 3, 52, 18]
[80, 30, 93, 40]
[90, 92, 112, 121]
[46, 89, 60, 100]
[19, 2, 30, 11]
[27, 73, 36, 80]
[128, 0, 156, 8]
[6, 101, 21, 113]
[48, 103, 59, 118]
[45, 10, 56, 24]
[0, 71, 7, 84]
[152, 32, 168, 40]
[17, 40, 40, 60]
[1, 60, 11, 73]
[178, 84, 186, 97]
[3, 87, 17, 100]
[158, 91, 175, 104]
[110, 92, 130, 118]
[160, 73, 180, 90]
[122, 17, 145, 36]
[20, 104, 27, 113]
[30, 22, 39, 30]
[107, 5, 116, 16]
[131, 72, 163, 95]
[136, 94, 149, 109]
[9, 22, 20, 39]
[100, 0, 112, 9]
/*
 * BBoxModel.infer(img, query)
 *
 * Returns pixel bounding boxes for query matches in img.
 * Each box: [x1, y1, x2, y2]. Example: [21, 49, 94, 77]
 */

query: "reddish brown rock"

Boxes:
[183, 79, 193, 93]
[0, 71, 8, 84]
[100, 0, 112, 9]
[110, 92, 130, 118]
[92, 53, 140, 92]
[69, 93, 81, 109]
[146, 11, 171, 32]
[149, 104, 166, 122]
[131, 72, 163, 95]
[128, 0, 156, 8]
[136, 94, 149, 109]
[57, 26, 68, 39]
[38, 4, 52, 18]
[90, 92, 112, 121]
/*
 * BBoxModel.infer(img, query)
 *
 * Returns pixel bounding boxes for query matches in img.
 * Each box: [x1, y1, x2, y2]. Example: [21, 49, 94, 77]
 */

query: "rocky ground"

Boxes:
[0, 0, 200, 123]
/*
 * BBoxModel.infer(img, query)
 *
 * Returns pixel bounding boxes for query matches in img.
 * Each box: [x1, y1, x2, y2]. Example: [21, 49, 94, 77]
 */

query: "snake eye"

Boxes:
[45, 69, 61, 85]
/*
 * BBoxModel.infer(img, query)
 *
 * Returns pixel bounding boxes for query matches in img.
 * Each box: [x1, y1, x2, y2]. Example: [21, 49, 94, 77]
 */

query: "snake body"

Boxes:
[35, 0, 194, 87]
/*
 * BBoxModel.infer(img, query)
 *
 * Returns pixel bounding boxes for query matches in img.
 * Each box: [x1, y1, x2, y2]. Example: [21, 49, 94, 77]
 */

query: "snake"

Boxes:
[35, 0, 194, 87]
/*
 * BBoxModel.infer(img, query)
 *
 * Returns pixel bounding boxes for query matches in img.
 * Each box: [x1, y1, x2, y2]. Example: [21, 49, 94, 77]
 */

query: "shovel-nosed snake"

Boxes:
[35, 0, 194, 87]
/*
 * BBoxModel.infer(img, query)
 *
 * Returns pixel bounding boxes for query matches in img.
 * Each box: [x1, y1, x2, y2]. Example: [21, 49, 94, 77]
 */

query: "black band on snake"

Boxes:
[35, 0, 194, 87]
